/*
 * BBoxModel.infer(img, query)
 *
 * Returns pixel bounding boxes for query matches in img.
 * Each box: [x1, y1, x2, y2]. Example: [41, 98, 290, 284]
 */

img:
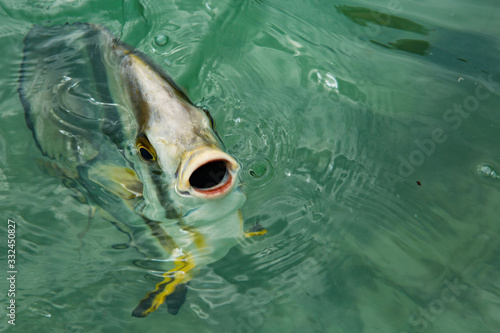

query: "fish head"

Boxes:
[136, 104, 241, 201]
[120, 53, 243, 214]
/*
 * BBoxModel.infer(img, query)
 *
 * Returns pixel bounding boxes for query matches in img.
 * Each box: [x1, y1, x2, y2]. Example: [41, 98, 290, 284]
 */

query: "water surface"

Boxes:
[1, 0, 499, 332]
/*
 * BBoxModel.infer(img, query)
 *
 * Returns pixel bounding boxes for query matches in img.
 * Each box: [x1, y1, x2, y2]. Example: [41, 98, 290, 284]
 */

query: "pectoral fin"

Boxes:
[88, 164, 143, 200]
[165, 282, 189, 315]
[245, 222, 268, 238]
[132, 254, 195, 318]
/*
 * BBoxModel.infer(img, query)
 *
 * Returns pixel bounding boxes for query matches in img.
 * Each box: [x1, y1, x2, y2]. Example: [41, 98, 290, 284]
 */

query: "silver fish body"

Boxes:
[19, 23, 252, 317]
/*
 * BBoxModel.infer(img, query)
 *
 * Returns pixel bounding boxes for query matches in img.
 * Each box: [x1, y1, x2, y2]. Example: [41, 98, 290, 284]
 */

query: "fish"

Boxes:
[18, 23, 266, 317]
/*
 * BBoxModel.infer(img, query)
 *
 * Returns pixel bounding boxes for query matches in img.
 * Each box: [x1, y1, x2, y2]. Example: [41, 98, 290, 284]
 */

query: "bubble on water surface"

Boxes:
[477, 164, 500, 180]
[154, 34, 168, 46]
[150, 32, 171, 55]
[309, 69, 339, 92]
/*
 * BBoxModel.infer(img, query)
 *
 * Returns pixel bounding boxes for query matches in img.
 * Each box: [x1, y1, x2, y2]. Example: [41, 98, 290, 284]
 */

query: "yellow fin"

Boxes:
[177, 220, 208, 253]
[245, 222, 268, 238]
[88, 164, 143, 200]
[132, 254, 195, 317]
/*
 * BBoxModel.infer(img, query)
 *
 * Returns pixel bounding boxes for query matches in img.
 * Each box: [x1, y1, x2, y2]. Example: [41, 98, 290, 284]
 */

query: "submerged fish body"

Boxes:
[19, 23, 251, 317]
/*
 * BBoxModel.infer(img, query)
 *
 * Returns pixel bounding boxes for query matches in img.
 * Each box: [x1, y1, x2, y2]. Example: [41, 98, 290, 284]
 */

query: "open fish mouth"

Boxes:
[177, 148, 239, 198]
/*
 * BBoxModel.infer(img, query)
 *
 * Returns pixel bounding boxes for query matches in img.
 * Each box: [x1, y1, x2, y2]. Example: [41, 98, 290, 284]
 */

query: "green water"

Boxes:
[1, 0, 500, 332]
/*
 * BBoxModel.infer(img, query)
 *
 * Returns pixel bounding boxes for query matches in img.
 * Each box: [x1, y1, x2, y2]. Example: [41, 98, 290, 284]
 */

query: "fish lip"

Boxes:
[177, 148, 239, 199]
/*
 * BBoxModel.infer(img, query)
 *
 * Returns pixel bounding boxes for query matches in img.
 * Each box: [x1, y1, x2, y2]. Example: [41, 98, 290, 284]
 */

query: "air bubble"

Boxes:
[308, 69, 339, 92]
[154, 34, 168, 46]
[477, 164, 500, 180]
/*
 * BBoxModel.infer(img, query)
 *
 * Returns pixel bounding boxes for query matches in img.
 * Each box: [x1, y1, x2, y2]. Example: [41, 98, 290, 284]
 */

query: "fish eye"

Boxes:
[136, 135, 156, 162]
[139, 146, 154, 161]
